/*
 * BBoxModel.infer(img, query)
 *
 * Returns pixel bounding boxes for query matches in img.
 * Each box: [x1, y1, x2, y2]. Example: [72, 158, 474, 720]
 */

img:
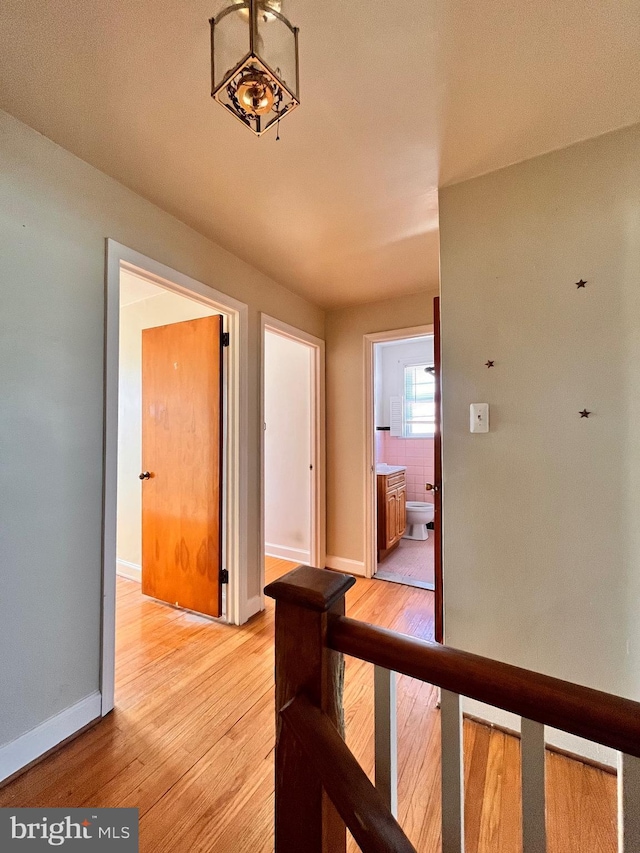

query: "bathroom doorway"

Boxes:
[365, 327, 436, 592]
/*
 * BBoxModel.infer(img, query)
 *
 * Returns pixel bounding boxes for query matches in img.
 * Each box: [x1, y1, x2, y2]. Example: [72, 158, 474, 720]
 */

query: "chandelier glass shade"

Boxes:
[210, 0, 300, 136]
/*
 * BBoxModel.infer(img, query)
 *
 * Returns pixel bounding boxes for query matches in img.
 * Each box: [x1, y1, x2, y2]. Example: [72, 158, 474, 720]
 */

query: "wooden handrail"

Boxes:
[328, 615, 640, 758]
[266, 566, 640, 853]
[281, 694, 417, 853]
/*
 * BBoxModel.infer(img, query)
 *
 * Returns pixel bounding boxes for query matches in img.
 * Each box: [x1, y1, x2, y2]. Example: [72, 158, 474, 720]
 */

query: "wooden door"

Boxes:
[433, 297, 444, 642]
[141, 314, 224, 618]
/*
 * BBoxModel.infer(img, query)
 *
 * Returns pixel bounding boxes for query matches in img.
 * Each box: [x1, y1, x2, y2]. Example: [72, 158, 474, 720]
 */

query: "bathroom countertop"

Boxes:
[376, 464, 407, 474]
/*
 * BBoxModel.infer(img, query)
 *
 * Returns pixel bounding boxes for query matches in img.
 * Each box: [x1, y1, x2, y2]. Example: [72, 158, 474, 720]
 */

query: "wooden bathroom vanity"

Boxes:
[376, 467, 407, 562]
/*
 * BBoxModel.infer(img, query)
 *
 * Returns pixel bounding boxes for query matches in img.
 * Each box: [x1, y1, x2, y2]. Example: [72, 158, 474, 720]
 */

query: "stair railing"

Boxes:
[265, 565, 640, 853]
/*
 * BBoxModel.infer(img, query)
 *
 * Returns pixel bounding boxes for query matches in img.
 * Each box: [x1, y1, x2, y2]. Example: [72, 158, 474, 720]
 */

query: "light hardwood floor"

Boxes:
[0, 559, 617, 852]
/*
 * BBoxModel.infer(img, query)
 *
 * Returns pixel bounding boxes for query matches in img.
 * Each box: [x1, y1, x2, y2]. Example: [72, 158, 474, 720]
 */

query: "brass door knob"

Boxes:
[425, 483, 439, 492]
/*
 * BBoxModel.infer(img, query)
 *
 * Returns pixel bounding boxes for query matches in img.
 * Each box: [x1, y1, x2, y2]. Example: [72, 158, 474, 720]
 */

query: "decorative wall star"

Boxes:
[576, 279, 587, 288]
[485, 360, 494, 368]
[579, 409, 591, 418]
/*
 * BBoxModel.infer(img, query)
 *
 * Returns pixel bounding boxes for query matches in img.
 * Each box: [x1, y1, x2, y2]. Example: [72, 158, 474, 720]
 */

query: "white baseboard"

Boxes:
[0, 691, 102, 783]
[116, 559, 141, 582]
[325, 555, 367, 577]
[463, 698, 616, 769]
[264, 543, 311, 565]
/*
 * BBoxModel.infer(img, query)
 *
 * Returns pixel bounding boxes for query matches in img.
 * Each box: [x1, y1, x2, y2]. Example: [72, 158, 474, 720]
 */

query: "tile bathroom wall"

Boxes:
[377, 433, 435, 503]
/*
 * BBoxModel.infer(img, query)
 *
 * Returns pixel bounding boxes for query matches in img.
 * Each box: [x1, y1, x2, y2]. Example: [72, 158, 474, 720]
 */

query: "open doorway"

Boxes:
[373, 334, 435, 590]
[260, 315, 325, 589]
[107, 269, 230, 718]
[364, 326, 437, 595]
[116, 268, 227, 613]
[102, 242, 248, 716]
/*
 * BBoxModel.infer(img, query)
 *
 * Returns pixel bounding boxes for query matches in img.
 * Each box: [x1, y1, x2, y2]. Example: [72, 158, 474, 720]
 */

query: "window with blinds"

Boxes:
[403, 364, 435, 437]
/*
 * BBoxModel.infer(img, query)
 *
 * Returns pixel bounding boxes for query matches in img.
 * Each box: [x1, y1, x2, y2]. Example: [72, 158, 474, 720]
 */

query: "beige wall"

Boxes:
[0, 108, 324, 755]
[264, 331, 312, 563]
[439, 123, 640, 760]
[325, 291, 437, 567]
[117, 282, 218, 571]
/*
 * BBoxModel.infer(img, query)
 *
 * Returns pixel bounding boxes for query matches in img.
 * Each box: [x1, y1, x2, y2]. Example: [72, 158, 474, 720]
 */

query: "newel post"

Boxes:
[265, 565, 356, 853]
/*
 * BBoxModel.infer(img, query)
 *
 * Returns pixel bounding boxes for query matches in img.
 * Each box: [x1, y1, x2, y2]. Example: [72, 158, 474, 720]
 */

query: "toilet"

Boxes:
[403, 501, 435, 540]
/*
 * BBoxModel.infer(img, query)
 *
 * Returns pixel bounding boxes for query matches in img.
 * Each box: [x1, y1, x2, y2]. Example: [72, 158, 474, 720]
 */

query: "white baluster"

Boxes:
[618, 752, 640, 852]
[521, 718, 546, 852]
[374, 665, 398, 817]
[441, 689, 464, 853]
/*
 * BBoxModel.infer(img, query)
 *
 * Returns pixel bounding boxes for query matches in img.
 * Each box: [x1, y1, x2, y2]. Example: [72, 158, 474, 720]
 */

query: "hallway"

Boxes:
[0, 560, 616, 852]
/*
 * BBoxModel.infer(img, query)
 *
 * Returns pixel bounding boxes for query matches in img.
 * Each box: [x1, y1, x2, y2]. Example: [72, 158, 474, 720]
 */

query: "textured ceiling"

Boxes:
[1, 1, 639, 308]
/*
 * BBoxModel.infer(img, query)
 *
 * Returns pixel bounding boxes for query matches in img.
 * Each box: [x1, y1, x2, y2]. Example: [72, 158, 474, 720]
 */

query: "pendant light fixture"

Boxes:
[209, 0, 300, 136]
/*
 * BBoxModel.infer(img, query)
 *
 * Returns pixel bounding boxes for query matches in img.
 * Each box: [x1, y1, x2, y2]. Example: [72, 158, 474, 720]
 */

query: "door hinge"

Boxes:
[220, 568, 229, 584]
[221, 332, 230, 347]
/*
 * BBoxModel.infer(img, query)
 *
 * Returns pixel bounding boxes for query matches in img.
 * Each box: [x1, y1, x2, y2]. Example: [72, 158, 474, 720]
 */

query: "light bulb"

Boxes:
[236, 70, 275, 115]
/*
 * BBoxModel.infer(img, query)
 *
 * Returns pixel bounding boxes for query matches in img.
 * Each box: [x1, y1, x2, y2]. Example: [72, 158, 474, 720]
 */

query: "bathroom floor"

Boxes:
[375, 535, 435, 590]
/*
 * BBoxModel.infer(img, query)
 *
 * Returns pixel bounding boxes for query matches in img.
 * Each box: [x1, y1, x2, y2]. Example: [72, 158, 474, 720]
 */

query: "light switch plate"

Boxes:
[470, 403, 489, 433]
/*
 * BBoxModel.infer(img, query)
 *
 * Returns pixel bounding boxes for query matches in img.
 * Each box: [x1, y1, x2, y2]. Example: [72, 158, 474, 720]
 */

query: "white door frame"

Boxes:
[260, 315, 326, 596]
[363, 324, 433, 578]
[102, 240, 249, 716]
